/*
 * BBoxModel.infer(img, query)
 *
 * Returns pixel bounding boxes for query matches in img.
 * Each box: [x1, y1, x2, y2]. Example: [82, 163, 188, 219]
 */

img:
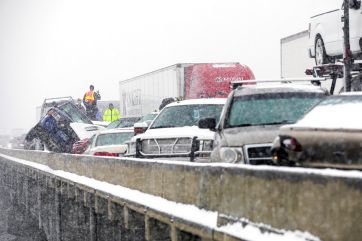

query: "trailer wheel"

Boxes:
[315, 36, 328, 65]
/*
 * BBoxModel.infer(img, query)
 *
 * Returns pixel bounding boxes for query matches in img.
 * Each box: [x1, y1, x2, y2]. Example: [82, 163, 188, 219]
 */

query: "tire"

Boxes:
[315, 36, 329, 65]
[351, 73, 362, 91]
[25, 138, 44, 151]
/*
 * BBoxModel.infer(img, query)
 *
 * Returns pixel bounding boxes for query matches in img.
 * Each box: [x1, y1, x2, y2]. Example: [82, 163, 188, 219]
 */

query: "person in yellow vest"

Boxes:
[102, 103, 121, 122]
[83, 85, 101, 120]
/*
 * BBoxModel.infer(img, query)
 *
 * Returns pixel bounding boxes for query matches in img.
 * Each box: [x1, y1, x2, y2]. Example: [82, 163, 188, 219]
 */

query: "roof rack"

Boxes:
[305, 62, 362, 93]
[230, 78, 326, 90]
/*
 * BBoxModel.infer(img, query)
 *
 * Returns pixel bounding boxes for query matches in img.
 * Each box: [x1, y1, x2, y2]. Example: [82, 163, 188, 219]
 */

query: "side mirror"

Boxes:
[198, 118, 216, 131]
[349, 0, 361, 9]
[134, 122, 148, 135]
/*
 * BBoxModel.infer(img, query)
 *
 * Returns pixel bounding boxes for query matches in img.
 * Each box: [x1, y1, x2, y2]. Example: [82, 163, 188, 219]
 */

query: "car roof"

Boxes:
[233, 83, 328, 97]
[97, 127, 134, 135]
[165, 98, 227, 107]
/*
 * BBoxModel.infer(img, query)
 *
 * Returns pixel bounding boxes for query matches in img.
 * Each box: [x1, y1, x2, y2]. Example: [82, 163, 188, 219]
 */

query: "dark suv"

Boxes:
[199, 81, 329, 164]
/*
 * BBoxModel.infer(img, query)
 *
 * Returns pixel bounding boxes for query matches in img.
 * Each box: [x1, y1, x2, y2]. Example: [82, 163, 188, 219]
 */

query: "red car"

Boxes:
[71, 138, 90, 154]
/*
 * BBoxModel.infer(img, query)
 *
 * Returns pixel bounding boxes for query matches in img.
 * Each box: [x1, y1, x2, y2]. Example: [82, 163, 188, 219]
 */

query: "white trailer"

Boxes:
[119, 63, 255, 117]
[119, 64, 184, 117]
[280, 30, 344, 94]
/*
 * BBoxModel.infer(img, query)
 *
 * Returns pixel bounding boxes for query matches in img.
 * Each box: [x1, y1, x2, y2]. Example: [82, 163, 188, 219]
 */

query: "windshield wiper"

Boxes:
[228, 123, 254, 128]
[151, 125, 176, 129]
[259, 120, 293, 125]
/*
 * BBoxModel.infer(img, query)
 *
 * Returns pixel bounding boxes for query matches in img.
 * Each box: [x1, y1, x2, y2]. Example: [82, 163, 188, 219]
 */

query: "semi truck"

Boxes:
[118, 63, 255, 117]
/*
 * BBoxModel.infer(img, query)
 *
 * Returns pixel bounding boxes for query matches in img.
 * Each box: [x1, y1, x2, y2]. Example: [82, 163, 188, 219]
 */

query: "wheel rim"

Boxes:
[315, 39, 324, 65]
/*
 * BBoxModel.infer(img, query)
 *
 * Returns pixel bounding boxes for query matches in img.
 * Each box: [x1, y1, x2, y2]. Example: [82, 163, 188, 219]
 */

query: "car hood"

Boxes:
[134, 126, 215, 140]
[89, 144, 127, 154]
[70, 123, 105, 140]
[221, 125, 282, 147]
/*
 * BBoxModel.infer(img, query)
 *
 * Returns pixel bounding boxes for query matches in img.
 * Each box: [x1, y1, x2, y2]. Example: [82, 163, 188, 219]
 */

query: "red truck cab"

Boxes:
[184, 63, 255, 99]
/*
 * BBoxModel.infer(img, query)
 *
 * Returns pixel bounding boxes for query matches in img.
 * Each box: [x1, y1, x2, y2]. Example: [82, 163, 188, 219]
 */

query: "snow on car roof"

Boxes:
[293, 95, 362, 129]
[165, 98, 227, 107]
[234, 83, 327, 96]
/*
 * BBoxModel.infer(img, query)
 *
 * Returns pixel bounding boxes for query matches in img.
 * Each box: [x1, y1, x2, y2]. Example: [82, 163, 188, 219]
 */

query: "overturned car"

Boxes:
[25, 102, 104, 153]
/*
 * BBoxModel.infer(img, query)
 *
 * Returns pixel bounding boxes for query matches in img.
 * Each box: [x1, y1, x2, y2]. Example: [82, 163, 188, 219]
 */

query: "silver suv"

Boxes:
[199, 81, 329, 164]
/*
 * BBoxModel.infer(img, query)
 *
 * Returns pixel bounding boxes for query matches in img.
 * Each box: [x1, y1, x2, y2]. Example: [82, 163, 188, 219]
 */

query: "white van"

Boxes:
[308, 0, 362, 65]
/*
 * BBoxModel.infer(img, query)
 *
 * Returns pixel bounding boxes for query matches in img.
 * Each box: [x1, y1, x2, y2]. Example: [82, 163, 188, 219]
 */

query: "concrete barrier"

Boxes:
[1, 148, 362, 241]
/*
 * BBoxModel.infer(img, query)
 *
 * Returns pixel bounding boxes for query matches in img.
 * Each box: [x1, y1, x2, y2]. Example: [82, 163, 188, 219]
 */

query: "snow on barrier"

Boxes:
[1, 148, 361, 241]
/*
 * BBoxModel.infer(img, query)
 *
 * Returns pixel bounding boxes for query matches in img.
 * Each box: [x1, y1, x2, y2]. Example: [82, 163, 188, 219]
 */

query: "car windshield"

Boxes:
[95, 132, 134, 146]
[225, 92, 324, 128]
[139, 113, 158, 123]
[150, 104, 224, 129]
[106, 117, 141, 129]
[296, 95, 362, 129]
[58, 102, 92, 124]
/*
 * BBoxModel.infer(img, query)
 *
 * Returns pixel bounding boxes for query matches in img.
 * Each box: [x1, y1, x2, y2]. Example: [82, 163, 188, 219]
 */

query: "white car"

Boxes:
[308, 0, 362, 65]
[84, 128, 134, 157]
[126, 98, 226, 162]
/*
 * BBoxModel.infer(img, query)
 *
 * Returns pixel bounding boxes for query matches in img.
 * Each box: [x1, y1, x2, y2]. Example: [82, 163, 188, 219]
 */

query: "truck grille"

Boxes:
[244, 144, 272, 165]
[140, 138, 192, 156]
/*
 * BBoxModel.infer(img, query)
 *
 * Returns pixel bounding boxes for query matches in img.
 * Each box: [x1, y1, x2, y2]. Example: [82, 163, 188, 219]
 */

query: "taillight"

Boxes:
[281, 137, 302, 152]
[94, 152, 118, 157]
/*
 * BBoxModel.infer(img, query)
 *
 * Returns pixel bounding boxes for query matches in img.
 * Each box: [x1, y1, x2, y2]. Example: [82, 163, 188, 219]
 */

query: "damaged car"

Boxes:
[25, 101, 104, 153]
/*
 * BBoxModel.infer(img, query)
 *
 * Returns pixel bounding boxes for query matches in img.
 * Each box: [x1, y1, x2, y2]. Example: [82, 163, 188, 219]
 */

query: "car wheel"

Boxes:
[25, 138, 44, 150]
[315, 36, 328, 65]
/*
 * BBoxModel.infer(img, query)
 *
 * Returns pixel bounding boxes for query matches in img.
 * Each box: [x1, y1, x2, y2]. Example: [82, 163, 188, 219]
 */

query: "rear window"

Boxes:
[226, 92, 325, 128]
[95, 132, 134, 146]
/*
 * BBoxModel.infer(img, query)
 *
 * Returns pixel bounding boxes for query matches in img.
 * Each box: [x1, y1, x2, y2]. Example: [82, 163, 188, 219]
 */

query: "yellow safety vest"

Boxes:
[84, 91, 95, 103]
[103, 108, 121, 122]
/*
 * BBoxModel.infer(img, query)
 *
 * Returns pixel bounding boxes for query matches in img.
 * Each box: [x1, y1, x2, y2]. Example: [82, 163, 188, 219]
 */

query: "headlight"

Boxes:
[219, 148, 244, 163]
[201, 140, 213, 152]
[127, 142, 136, 155]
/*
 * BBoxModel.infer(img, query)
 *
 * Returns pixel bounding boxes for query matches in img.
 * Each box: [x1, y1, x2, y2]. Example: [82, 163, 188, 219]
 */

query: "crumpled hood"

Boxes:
[221, 125, 281, 147]
[70, 123, 105, 140]
[135, 126, 215, 140]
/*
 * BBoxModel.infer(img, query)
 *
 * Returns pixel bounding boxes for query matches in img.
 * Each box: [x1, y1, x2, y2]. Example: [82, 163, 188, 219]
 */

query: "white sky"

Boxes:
[0, 0, 335, 135]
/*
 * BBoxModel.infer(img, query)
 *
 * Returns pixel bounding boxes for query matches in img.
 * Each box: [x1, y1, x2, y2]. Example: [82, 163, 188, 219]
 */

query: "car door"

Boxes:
[325, 4, 344, 55]
[349, 0, 362, 53]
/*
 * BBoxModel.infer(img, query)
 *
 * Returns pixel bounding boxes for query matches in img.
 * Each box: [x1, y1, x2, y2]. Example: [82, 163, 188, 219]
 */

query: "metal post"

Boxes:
[343, 0, 353, 92]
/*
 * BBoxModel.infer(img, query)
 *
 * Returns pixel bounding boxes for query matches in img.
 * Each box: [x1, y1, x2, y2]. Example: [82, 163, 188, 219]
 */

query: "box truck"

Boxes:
[119, 63, 255, 117]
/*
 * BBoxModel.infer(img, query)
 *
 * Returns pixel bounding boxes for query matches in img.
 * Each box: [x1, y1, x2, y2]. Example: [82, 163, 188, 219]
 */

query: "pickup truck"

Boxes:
[126, 98, 226, 162]
[308, 0, 362, 65]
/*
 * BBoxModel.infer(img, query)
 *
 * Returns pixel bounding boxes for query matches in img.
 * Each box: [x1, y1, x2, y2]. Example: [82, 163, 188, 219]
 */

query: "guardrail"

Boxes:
[1, 148, 361, 241]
